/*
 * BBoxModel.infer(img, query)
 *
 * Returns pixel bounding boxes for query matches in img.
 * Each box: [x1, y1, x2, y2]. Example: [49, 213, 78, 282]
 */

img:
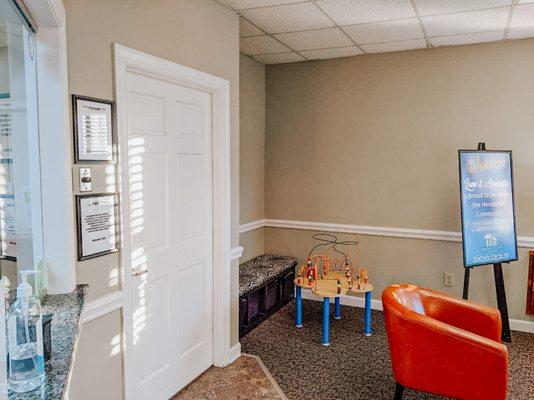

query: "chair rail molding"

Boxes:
[82, 291, 124, 324]
[82, 246, 243, 324]
[231, 246, 244, 260]
[239, 219, 266, 234]
[239, 219, 534, 248]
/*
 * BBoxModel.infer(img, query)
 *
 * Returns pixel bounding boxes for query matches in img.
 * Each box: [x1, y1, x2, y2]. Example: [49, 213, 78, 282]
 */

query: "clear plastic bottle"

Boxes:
[7, 270, 45, 393]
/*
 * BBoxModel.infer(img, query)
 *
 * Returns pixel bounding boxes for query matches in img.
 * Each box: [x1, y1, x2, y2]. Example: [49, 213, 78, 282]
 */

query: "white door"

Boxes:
[123, 67, 213, 399]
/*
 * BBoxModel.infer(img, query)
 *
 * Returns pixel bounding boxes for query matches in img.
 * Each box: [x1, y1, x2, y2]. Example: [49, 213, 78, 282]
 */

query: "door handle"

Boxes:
[132, 267, 148, 277]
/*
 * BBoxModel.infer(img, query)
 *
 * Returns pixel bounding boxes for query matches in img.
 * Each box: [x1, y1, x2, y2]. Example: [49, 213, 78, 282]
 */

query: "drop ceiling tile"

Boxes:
[416, 0, 512, 16]
[241, 3, 334, 34]
[510, 3, 534, 29]
[240, 35, 291, 55]
[315, 0, 416, 26]
[422, 7, 510, 37]
[361, 38, 427, 53]
[429, 30, 504, 46]
[344, 18, 423, 44]
[240, 18, 263, 37]
[217, 0, 304, 10]
[253, 52, 306, 64]
[300, 46, 364, 60]
[274, 28, 353, 51]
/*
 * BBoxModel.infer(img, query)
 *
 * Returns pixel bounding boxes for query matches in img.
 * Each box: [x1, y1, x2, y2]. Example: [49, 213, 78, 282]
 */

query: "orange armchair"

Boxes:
[382, 285, 509, 400]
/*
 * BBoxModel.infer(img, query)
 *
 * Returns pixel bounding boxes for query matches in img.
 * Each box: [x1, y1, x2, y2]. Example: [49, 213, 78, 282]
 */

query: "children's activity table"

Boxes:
[294, 276, 373, 346]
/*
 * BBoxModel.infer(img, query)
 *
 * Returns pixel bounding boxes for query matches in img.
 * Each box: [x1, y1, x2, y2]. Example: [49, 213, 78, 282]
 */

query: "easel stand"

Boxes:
[463, 264, 511, 343]
[461, 142, 512, 343]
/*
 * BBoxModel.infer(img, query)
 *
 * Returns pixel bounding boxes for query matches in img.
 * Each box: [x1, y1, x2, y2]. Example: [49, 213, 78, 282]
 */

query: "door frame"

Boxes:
[114, 44, 232, 400]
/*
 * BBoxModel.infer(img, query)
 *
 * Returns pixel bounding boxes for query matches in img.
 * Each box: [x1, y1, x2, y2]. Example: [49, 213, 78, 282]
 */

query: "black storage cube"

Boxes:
[239, 297, 248, 328]
[281, 269, 295, 305]
[264, 280, 279, 311]
[247, 289, 262, 323]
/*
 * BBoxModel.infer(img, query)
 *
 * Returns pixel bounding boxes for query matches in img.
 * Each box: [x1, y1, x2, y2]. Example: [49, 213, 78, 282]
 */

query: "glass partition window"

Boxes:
[0, 0, 45, 297]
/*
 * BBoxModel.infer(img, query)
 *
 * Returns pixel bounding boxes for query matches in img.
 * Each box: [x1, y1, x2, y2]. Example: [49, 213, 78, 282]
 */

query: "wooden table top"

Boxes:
[294, 274, 372, 298]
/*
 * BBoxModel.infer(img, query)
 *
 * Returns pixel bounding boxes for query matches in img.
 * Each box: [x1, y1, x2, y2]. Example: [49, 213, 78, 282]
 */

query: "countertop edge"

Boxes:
[61, 284, 88, 400]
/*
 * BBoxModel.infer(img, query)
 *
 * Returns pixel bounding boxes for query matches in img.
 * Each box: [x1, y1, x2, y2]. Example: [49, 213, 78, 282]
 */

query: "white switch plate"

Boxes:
[79, 167, 92, 192]
[444, 272, 455, 287]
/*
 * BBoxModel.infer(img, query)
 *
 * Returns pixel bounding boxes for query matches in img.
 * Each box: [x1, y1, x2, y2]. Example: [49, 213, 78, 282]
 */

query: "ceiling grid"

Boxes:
[217, 0, 534, 64]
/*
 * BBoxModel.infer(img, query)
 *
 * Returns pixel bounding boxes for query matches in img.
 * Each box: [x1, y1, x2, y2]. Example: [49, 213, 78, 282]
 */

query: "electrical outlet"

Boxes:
[444, 272, 455, 287]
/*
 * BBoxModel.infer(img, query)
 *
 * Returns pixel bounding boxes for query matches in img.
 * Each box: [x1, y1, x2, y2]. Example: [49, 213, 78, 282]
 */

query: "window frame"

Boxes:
[22, 0, 76, 294]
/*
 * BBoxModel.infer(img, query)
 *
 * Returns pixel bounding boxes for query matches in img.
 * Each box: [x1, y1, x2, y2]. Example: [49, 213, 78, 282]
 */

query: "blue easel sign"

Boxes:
[459, 151, 518, 267]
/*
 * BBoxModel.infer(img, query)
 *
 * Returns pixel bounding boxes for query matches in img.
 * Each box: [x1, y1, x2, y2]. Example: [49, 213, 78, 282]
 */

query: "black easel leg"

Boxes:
[463, 267, 471, 300]
[394, 383, 405, 400]
[493, 263, 512, 343]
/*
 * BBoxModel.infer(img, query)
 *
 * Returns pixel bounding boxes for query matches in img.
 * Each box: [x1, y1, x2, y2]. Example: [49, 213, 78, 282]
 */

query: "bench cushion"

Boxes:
[239, 254, 297, 296]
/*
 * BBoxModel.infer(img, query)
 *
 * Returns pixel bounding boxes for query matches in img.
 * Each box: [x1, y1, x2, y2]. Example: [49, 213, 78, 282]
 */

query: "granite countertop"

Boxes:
[8, 285, 88, 400]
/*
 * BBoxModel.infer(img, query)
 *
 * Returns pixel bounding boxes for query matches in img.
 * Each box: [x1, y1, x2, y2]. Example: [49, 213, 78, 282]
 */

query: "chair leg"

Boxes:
[394, 383, 405, 400]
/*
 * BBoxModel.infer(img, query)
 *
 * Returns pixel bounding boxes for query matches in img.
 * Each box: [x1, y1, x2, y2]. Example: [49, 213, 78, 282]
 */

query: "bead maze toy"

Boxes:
[294, 234, 373, 346]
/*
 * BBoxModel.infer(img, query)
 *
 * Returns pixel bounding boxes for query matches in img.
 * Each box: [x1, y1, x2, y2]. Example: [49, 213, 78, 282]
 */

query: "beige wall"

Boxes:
[65, 0, 239, 398]
[264, 39, 534, 322]
[240, 228, 265, 263]
[69, 310, 123, 400]
[239, 54, 265, 261]
[265, 228, 533, 321]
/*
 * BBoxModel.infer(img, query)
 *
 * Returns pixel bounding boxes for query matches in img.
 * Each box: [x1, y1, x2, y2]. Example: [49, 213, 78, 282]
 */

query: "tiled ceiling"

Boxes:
[216, 0, 534, 64]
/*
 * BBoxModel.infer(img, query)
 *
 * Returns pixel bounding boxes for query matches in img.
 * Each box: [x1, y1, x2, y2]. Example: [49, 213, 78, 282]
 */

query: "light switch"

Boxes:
[79, 168, 92, 192]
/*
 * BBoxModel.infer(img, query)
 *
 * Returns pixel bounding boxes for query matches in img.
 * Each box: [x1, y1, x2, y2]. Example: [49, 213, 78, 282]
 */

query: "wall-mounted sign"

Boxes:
[76, 194, 118, 261]
[73, 95, 114, 162]
[459, 150, 518, 268]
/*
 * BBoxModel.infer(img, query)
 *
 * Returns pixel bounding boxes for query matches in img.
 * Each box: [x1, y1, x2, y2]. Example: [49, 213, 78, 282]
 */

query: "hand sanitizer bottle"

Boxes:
[7, 270, 45, 393]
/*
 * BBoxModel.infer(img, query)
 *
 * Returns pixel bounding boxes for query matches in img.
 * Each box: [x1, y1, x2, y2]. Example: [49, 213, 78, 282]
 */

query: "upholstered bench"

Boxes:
[239, 254, 298, 338]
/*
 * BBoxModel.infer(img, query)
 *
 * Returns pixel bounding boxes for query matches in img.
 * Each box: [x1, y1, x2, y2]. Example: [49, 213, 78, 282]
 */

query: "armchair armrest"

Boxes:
[387, 309, 509, 400]
[420, 288, 502, 342]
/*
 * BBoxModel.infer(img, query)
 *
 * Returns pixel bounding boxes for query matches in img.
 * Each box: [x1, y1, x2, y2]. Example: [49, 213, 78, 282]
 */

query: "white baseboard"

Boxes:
[510, 318, 534, 333]
[300, 290, 534, 334]
[300, 289, 383, 310]
[228, 342, 241, 364]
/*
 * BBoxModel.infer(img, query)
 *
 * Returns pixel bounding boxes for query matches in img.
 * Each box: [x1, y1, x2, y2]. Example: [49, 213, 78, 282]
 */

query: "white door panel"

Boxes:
[124, 67, 213, 400]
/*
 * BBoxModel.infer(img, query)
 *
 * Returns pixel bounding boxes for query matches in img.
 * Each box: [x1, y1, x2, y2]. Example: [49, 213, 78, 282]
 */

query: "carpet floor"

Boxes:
[241, 299, 534, 400]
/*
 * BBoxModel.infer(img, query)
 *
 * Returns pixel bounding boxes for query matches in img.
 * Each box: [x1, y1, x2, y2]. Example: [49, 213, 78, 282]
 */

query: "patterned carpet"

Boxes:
[241, 299, 534, 400]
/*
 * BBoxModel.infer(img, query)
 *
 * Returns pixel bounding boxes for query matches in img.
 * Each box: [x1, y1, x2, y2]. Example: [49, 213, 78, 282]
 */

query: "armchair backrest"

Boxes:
[382, 284, 509, 400]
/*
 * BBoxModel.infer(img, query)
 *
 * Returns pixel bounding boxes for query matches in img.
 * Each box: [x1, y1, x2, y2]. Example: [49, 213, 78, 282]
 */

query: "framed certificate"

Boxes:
[73, 95, 115, 162]
[76, 194, 118, 261]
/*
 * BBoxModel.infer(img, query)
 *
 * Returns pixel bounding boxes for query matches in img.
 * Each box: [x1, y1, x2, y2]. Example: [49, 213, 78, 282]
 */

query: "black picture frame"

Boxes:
[458, 149, 518, 268]
[72, 94, 116, 163]
[76, 193, 119, 261]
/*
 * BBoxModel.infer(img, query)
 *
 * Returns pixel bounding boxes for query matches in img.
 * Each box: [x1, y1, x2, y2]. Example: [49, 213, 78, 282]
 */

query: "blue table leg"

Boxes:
[334, 297, 341, 319]
[364, 291, 372, 336]
[295, 286, 302, 328]
[322, 297, 330, 346]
